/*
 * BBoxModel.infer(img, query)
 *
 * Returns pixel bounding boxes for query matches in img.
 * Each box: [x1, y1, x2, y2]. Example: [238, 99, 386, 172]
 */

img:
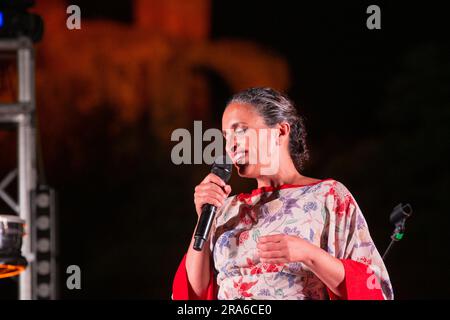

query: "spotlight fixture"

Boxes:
[0, 214, 27, 279]
[0, 0, 44, 42]
[32, 184, 57, 300]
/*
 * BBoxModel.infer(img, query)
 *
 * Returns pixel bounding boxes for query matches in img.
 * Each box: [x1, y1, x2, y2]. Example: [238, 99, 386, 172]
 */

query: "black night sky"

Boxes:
[0, 0, 449, 299]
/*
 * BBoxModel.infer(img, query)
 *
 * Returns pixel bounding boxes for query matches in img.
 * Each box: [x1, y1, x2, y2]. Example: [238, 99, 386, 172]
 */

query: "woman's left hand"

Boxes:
[256, 234, 316, 264]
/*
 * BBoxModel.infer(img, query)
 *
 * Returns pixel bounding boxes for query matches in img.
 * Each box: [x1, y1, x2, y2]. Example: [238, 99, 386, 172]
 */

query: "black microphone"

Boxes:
[193, 156, 232, 251]
[389, 203, 412, 225]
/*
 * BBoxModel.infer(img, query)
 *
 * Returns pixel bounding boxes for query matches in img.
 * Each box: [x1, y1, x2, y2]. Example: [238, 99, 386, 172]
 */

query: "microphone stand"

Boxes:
[382, 203, 412, 261]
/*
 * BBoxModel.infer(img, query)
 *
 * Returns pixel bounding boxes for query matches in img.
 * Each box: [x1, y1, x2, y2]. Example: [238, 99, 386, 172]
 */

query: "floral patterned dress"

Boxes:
[173, 178, 394, 300]
[172, 179, 393, 300]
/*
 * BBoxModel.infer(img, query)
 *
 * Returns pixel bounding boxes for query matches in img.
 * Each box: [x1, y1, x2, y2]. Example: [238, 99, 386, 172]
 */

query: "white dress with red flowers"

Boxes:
[208, 178, 393, 300]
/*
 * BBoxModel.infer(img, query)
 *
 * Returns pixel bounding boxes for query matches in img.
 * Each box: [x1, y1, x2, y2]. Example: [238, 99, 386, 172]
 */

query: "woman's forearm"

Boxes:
[185, 230, 212, 298]
[302, 245, 346, 298]
[257, 234, 346, 297]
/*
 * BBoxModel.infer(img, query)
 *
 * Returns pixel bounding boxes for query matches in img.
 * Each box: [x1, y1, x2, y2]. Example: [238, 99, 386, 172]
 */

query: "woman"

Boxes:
[172, 87, 393, 300]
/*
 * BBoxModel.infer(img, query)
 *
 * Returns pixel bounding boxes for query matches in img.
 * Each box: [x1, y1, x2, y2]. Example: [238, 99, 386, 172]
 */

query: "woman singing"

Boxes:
[172, 87, 393, 300]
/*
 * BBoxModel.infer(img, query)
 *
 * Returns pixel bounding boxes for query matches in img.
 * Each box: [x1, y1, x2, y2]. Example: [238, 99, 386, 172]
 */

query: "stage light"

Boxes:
[37, 283, 50, 298]
[32, 185, 57, 300]
[0, 0, 44, 43]
[36, 216, 50, 230]
[37, 238, 50, 253]
[0, 215, 28, 279]
[37, 261, 50, 276]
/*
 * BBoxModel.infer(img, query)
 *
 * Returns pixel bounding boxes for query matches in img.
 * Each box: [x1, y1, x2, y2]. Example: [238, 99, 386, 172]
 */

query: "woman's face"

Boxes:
[222, 103, 280, 178]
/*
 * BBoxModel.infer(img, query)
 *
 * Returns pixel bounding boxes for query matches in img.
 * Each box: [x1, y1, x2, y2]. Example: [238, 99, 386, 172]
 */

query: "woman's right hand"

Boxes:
[187, 173, 231, 297]
[194, 173, 232, 218]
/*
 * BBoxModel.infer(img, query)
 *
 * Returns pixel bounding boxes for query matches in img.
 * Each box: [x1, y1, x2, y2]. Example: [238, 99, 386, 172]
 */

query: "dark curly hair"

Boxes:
[227, 87, 309, 172]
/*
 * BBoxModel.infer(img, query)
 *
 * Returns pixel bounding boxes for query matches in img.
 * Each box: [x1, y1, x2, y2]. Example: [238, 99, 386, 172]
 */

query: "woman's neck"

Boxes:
[256, 172, 323, 189]
[256, 161, 305, 188]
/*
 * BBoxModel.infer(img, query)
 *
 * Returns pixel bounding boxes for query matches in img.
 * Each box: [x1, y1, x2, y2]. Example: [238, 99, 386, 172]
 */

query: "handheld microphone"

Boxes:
[193, 156, 232, 251]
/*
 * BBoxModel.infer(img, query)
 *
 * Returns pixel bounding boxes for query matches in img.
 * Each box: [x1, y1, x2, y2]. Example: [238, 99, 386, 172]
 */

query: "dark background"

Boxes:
[0, 0, 449, 299]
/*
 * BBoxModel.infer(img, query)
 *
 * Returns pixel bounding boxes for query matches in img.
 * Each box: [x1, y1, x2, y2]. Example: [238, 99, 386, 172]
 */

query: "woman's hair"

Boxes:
[227, 87, 309, 171]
